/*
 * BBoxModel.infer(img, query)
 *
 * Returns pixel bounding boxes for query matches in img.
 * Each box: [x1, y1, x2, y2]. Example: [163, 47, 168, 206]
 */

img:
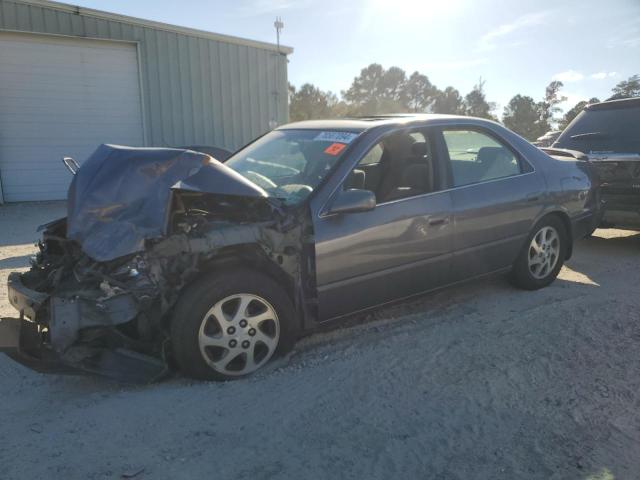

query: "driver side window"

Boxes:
[344, 130, 437, 204]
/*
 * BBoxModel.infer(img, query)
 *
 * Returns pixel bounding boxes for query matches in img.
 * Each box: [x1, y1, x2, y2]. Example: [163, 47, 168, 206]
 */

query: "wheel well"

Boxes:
[199, 245, 297, 302]
[543, 211, 573, 260]
[169, 244, 301, 327]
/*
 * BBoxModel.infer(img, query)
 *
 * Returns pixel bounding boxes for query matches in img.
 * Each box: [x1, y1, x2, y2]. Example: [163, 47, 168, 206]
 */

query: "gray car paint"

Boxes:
[300, 115, 599, 321]
[2, 114, 599, 381]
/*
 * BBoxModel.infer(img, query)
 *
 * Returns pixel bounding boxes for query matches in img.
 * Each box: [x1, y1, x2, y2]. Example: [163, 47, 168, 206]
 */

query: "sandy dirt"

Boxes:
[0, 202, 639, 480]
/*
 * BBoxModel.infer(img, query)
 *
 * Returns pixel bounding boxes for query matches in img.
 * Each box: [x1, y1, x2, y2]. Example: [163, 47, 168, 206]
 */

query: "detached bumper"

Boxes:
[8, 271, 141, 352]
[3, 274, 70, 373]
[0, 316, 168, 382]
[3, 274, 168, 383]
[7, 272, 47, 320]
[0, 317, 76, 374]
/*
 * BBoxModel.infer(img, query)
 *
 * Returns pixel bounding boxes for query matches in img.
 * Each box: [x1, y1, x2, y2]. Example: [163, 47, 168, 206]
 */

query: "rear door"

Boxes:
[437, 127, 546, 279]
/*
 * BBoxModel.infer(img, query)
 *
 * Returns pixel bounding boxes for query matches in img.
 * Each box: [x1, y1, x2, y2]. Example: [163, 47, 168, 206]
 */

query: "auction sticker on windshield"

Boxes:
[314, 131, 359, 144]
[324, 143, 348, 156]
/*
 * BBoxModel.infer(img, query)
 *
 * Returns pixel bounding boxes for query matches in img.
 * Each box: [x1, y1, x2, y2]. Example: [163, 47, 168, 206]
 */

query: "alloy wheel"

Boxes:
[198, 293, 280, 376]
[527, 226, 560, 280]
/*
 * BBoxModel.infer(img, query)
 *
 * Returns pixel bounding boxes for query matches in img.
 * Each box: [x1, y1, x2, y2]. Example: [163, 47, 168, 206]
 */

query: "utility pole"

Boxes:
[274, 16, 284, 54]
[271, 17, 285, 128]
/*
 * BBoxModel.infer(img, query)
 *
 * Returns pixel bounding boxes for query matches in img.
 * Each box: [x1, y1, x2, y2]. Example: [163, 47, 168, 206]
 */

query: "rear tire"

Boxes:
[510, 216, 568, 290]
[170, 268, 297, 381]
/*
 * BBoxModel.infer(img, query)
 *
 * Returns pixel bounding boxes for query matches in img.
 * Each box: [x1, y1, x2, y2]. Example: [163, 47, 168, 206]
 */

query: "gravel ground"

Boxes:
[0, 202, 639, 480]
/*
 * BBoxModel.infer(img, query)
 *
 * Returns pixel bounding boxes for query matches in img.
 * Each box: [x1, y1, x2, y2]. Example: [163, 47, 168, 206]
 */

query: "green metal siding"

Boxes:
[0, 0, 290, 150]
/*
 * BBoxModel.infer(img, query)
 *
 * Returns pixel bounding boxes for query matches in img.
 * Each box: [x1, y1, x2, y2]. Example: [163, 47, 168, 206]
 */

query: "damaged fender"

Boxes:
[2, 144, 310, 382]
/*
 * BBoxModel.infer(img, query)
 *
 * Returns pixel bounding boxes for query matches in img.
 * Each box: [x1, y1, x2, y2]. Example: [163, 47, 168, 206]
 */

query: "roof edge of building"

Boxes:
[14, 0, 294, 54]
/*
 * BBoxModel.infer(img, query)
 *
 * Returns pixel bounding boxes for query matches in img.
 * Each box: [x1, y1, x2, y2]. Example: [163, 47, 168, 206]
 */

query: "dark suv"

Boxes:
[548, 97, 640, 230]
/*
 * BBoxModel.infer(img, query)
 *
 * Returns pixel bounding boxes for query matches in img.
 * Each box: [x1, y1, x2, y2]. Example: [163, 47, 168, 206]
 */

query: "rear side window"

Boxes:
[443, 130, 522, 187]
[554, 107, 640, 154]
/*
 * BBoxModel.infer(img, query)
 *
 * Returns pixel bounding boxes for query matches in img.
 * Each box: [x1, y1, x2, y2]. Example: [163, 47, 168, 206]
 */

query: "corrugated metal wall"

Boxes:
[0, 0, 290, 151]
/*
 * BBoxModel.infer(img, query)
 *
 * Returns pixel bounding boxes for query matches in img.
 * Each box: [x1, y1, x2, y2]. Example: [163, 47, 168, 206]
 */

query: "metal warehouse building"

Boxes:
[0, 0, 292, 202]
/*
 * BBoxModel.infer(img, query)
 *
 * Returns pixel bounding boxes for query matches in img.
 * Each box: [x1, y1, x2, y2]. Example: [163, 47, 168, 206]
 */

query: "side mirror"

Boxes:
[328, 189, 376, 215]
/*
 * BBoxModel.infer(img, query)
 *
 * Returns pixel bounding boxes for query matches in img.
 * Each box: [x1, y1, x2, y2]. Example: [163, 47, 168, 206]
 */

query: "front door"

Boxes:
[312, 128, 454, 320]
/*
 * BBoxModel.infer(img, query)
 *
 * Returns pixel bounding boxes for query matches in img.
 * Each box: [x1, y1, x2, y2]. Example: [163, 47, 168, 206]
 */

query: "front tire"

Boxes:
[170, 268, 297, 380]
[510, 216, 568, 290]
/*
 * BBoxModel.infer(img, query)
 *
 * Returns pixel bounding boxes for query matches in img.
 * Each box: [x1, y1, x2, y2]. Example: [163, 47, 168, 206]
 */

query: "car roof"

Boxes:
[277, 114, 488, 132]
[586, 97, 640, 111]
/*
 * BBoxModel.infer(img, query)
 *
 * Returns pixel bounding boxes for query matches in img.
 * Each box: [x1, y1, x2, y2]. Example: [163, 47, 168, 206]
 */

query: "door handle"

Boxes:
[526, 192, 541, 202]
[428, 216, 449, 226]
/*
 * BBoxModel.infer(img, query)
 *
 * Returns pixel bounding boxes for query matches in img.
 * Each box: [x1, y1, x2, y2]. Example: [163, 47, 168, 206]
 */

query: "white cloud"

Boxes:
[590, 71, 617, 80]
[478, 11, 550, 51]
[552, 70, 584, 82]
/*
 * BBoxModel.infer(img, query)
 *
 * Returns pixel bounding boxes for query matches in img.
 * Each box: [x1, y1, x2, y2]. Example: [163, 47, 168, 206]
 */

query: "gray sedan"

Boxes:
[2, 115, 601, 381]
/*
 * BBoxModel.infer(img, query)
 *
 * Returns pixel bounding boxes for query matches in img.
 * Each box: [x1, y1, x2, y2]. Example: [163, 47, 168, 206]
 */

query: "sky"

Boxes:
[67, 0, 640, 116]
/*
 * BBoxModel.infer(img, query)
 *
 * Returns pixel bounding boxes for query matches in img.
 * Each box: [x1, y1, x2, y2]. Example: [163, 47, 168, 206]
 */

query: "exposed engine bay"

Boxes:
[2, 145, 313, 383]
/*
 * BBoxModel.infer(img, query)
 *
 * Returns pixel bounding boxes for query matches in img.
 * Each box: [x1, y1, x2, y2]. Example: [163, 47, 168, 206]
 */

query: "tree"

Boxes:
[503, 95, 547, 141]
[380, 66, 408, 107]
[342, 63, 385, 115]
[329, 99, 351, 117]
[289, 83, 336, 121]
[463, 78, 496, 120]
[608, 74, 640, 100]
[342, 64, 408, 115]
[404, 71, 436, 112]
[559, 97, 600, 129]
[538, 80, 567, 131]
[431, 86, 465, 114]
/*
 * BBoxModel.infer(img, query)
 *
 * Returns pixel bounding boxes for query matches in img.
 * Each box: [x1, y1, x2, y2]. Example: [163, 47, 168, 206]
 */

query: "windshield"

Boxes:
[554, 107, 640, 154]
[224, 129, 358, 205]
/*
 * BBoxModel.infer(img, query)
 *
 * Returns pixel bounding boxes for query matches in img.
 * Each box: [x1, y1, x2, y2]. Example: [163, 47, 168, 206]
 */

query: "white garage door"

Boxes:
[0, 33, 144, 202]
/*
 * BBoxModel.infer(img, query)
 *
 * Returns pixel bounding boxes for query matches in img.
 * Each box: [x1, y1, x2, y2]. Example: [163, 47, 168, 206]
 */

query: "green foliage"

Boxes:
[502, 80, 570, 139]
[341, 64, 409, 115]
[502, 95, 546, 141]
[538, 80, 567, 131]
[463, 78, 497, 120]
[559, 97, 600, 129]
[404, 71, 437, 112]
[431, 87, 465, 114]
[289, 83, 337, 122]
[608, 74, 640, 100]
[289, 65, 639, 139]
[292, 64, 494, 119]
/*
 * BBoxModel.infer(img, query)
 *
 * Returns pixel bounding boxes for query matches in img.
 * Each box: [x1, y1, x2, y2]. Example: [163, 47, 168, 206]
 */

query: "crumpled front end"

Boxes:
[1, 145, 308, 383]
[4, 218, 169, 382]
[3, 204, 304, 382]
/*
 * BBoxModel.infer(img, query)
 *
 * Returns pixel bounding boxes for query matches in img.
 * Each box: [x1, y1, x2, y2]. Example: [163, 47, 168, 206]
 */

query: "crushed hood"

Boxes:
[67, 144, 267, 262]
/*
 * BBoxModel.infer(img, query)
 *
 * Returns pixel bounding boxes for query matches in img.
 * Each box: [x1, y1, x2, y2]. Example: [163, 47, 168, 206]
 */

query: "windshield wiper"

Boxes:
[569, 132, 609, 140]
